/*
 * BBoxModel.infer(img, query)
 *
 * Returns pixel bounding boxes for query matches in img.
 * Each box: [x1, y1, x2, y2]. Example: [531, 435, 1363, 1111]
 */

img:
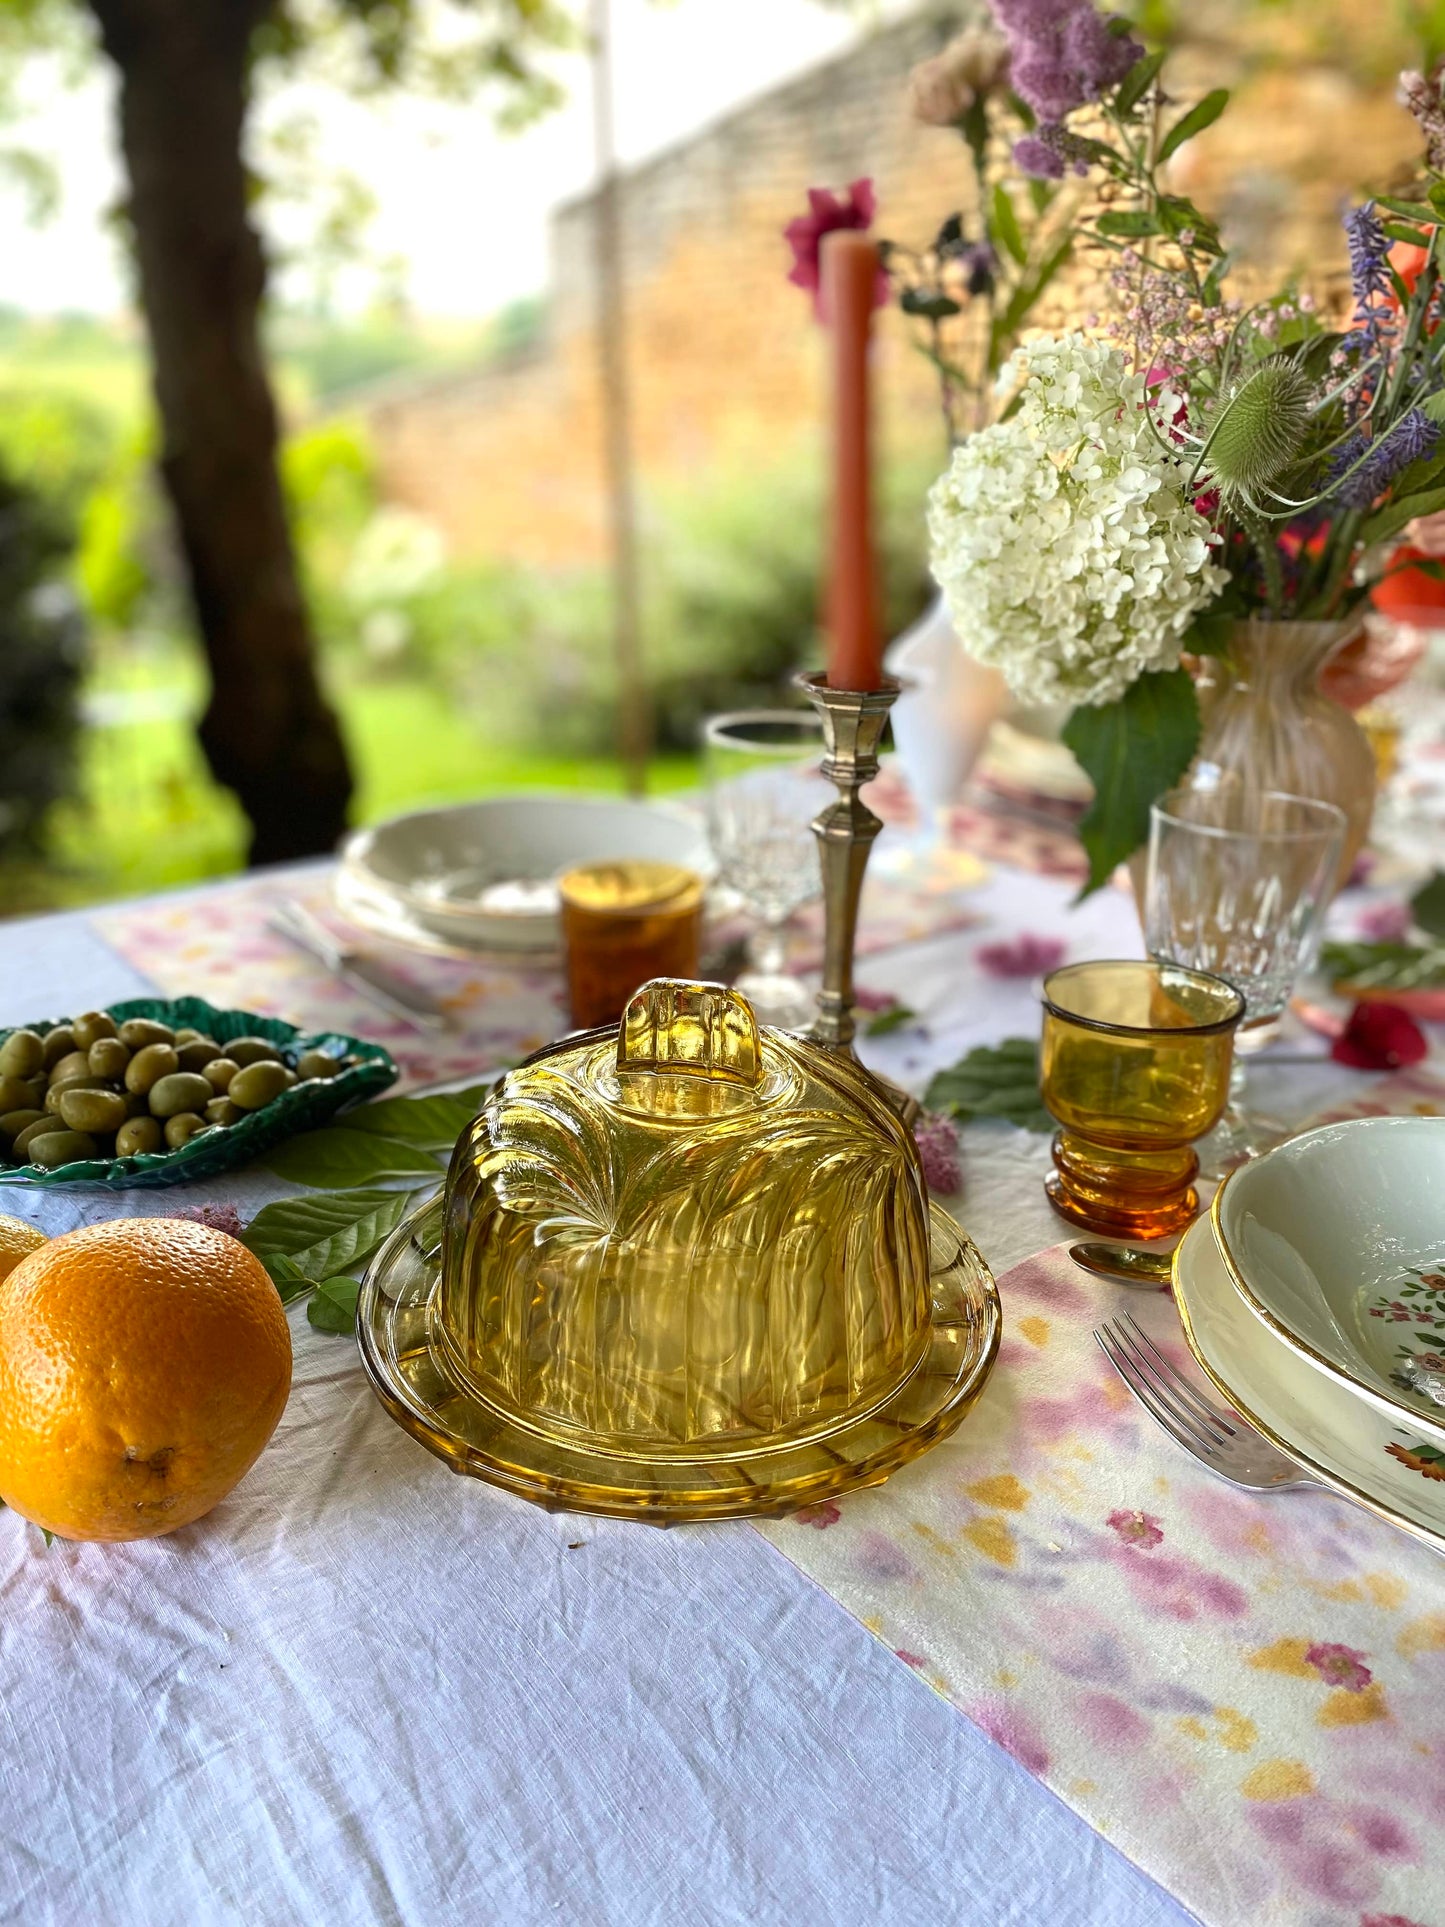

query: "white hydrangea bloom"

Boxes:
[927, 333, 1228, 709]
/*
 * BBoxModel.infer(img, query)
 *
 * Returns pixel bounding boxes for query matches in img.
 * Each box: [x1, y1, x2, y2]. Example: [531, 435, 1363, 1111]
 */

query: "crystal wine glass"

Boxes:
[1144, 784, 1346, 1172]
[703, 710, 828, 1029]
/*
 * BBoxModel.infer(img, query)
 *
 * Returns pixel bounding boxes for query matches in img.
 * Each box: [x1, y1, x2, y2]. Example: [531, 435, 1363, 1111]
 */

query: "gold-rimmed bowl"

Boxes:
[1213, 1116, 1445, 1448]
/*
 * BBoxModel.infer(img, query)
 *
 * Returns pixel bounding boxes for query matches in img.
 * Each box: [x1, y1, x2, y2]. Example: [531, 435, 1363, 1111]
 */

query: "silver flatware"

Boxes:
[1070, 1241, 1175, 1288]
[267, 898, 452, 1033]
[1094, 1311, 1315, 1491]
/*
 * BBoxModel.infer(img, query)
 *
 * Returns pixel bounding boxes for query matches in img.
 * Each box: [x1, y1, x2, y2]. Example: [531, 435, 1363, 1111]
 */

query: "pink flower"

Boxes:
[976, 933, 1067, 979]
[1331, 1001, 1429, 1070]
[784, 179, 890, 318]
[1107, 1508, 1164, 1548]
[1306, 1642, 1372, 1692]
[170, 1202, 245, 1239]
[793, 1501, 841, 1529]
[1356, 900, 1413, 942]
[852, 986, 899, 1013]
[912, 1109, 962, 1194]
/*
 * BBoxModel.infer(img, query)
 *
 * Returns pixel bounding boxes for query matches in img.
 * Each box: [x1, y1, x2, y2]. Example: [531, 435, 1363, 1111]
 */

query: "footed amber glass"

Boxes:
[1040, 960, 1243, 1240]
[357, 979, 1000, 1519]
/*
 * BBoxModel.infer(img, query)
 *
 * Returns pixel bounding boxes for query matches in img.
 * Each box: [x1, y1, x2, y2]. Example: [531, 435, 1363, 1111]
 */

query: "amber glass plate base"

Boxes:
[357, 1196, 1001, 1522]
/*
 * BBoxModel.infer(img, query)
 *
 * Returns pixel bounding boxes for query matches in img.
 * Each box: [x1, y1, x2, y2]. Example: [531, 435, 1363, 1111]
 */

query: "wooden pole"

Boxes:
[589, 0, 649, 796]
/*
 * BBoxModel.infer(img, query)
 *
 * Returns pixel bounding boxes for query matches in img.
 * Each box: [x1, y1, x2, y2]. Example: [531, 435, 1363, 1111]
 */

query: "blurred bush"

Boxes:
[310, 446, 939, 757]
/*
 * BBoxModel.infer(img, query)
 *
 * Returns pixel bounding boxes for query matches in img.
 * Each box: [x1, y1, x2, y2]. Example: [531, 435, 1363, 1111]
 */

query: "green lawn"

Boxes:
[6, 646, 698, 917]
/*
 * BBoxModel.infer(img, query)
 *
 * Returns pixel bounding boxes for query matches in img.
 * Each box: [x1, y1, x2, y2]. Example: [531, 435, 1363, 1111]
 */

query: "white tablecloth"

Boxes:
[0, 866, 1379, 1926]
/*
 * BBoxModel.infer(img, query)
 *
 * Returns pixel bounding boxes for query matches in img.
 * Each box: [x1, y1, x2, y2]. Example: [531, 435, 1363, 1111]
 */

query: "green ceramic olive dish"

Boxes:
[0, 996, 397, 1188]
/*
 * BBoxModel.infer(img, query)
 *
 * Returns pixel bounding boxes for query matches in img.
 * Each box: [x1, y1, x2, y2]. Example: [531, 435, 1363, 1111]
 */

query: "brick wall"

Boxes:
[361, 4, 1421, 568]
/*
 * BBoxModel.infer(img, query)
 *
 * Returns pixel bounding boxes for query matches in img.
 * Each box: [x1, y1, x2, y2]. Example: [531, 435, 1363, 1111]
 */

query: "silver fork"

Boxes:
[1095, 1311, 1316, 1491]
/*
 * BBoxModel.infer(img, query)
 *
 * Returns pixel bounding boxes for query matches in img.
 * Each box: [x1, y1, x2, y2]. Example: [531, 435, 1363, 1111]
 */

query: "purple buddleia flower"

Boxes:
[994, 0, 1142, 123]
[1330, 409, 1440, 509]
[1014, 134, 1066, 179]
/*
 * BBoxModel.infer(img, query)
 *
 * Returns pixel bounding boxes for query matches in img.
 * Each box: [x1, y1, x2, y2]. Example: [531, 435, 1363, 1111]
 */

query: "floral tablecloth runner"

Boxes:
[89, 869, 985, 1088]
[758, 1216, 1445, 1927]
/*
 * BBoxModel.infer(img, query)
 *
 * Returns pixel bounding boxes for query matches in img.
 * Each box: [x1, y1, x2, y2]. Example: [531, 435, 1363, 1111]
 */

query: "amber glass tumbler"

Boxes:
[559, 861, 704, 1028]
[1040, 960, 1244, 1240]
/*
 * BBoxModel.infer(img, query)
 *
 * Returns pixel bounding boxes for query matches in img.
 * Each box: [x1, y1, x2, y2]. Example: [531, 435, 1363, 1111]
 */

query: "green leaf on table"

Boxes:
[1411, 871, 1445, 940]
[865, 1004, 918, 1036]
[924, 1038, 1051, 1132]
[1360, 481, 1445, 551]
[242, 1187, 419, 1291]
[991, 184, 1026, 266]
[1157, 88, 1229, 164]
[261, 1129, 443, 1188]
[336, 1091, 480, 1150]
[1062, 669, 1201, 897]
[307, 1276, 363, 1335]
[1321, 939, 1445, 993]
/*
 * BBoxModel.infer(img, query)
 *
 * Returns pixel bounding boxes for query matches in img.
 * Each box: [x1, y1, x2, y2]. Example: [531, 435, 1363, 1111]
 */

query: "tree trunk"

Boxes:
[89, 0, 353, 865]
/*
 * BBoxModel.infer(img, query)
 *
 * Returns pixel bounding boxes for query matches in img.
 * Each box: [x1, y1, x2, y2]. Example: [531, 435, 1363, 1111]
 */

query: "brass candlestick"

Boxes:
[799, 673, 915, 1118]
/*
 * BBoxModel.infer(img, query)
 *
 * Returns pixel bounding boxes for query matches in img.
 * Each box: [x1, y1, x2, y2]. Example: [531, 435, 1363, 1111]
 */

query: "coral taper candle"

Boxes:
[821, 228, 884, 691]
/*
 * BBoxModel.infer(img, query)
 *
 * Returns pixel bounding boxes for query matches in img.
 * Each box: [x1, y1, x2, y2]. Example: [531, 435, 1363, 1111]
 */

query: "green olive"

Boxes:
[228, 1037, 283, 1068]
[125, 1043, 179, 1095]
[72, 1011, 118, 1050]
[47, 1051, 92, 1089]
[0, 1030, 45, 1079]
[27, 1129, 97, 1168]
[88, 1038, 131, 1081]
[0, 1108, 45, 1143]
[116, 1115, 163, 1157]
[148, 1072, 215, 1119]
[45, 1076, 111, 1116]
[12, 1118, 56, 1160]
[0, 1075, 37, 1115]
[172, 1027, 204, 1046]
[163, 1112, 206, 1148]
[228, 1061, 294, 1110]
[175, 1039, 221, 1074]
[41, 1025, 76, 1069]
[57, 1087, 129, 1135]
[295, 1049, 342, 1081]
[203, 1057, 239, 1093]
[118, 1018, 175, 1051]
[204, 1096, 242, 1127]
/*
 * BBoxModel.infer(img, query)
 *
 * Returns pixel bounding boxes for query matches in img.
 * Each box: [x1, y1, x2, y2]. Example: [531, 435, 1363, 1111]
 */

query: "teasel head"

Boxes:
[1197, 359, 1315, 508]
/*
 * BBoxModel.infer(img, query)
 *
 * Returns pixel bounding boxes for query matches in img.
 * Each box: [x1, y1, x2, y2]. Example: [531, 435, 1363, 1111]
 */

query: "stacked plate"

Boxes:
[1173, 1115, 1445, 1551]
[335, 795, 712, 956]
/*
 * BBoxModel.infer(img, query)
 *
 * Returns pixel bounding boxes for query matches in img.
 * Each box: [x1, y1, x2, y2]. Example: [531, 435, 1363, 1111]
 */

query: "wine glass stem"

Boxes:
[747, 921, 787, 976]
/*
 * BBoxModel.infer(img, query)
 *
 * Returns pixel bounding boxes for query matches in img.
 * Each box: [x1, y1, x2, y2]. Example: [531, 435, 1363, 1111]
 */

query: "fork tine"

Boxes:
[1099, 1320, 1231, 1452]
[1117, 1312, 1239, 1438]
[1094, 1324, 1224, 1458]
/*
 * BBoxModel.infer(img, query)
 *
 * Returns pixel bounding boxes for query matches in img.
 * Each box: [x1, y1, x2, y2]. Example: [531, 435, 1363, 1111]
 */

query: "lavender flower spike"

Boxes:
[1331, 409, 1440, 510]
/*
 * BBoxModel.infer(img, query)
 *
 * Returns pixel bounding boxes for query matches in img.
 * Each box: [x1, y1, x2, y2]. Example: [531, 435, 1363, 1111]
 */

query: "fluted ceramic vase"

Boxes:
[1187, 618, 1376, 885]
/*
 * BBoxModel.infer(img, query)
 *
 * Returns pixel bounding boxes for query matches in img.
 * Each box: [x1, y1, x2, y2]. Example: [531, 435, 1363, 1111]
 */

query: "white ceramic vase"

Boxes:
[882, 593, 1007, 875]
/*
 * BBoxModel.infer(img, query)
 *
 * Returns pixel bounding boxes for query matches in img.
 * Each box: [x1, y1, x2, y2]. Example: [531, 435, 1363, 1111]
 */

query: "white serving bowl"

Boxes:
[1213, 1115, 1445, 1448]
[339, 794, 712, 953]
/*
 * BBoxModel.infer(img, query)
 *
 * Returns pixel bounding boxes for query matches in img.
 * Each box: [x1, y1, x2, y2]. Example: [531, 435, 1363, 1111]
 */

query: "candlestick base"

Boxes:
[798, 671, 919, 1127]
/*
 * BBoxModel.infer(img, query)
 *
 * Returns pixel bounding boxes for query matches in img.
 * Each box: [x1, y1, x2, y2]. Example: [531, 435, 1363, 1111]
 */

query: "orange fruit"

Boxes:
[0, 1216, 291, 1542]
[0, 1213, 46, 1283]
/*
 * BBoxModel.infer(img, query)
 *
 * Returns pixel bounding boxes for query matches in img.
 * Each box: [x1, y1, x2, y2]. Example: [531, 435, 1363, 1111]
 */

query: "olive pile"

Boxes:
[0, 1014, 355, 1169]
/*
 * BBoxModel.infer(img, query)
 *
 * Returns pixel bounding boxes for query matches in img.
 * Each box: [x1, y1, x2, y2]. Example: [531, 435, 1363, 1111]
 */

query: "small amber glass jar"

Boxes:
[1040, 959, 1244, 1240]
[559, 861, 704, 1029]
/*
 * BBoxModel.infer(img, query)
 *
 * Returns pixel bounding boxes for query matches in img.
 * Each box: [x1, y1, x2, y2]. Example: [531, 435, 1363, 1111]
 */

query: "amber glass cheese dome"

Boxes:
[358, 980, 999, 1519]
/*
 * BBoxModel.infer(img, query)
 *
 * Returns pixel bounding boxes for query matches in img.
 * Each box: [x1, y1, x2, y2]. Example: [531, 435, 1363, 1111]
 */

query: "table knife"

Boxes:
[267, 898, 452, 1032]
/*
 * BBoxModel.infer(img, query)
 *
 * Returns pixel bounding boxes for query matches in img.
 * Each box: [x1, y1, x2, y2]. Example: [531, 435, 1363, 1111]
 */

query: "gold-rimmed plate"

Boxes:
[1174, 1214, 1445, 1553]
[357, 1195, 1001, 1523]
[1212, 1118, 1445, 1451]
